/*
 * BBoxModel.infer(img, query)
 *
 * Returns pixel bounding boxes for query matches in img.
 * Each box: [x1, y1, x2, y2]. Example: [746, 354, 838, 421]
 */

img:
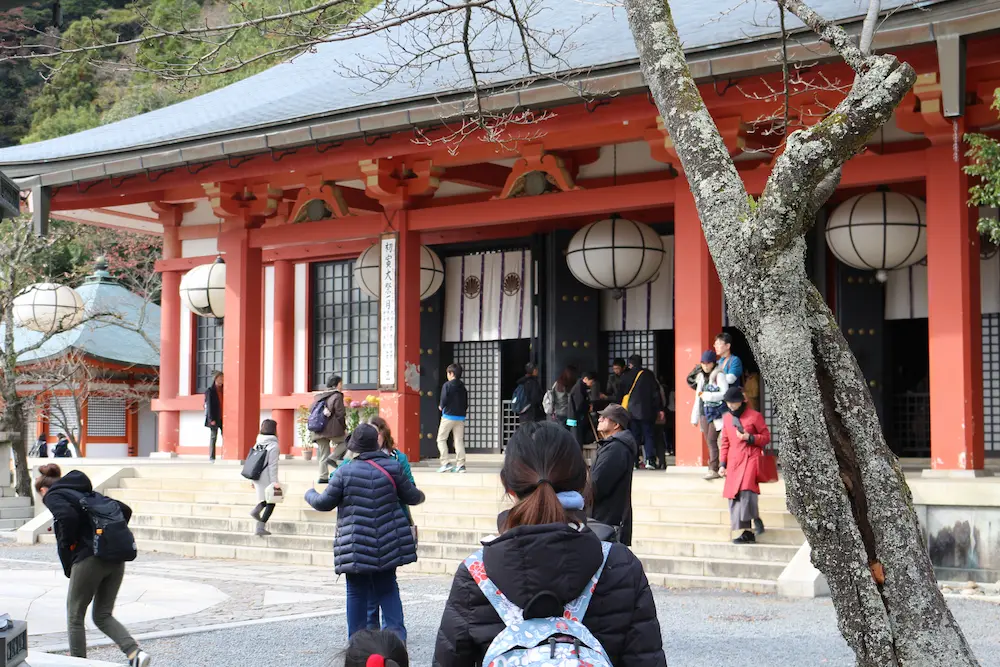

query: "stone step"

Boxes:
[638, 507, 800, 528]
[630, 538, 799, 562]
[631, 521, 804, 545]
[0, 517, 29, 530]
[632, 491, 789, 512]
[644, 572, 777, 594]
[0, 495, 32, 507]
[129, 465, 788, 495]
[134, 539, 780, 593]
[0, 505, 34, 520]
[638, 554, 787, 580]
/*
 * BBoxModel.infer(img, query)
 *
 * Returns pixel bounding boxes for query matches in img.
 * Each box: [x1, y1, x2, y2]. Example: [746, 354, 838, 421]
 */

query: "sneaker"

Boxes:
[437, 463, 454, 473]
[732, 530, 756, 544]
[643, 462, 656, 470]
[454, 465, 467, 474]
[753, 518, 766, 535]
[129, 650, 151, 667]
[703, 471, 721, 480]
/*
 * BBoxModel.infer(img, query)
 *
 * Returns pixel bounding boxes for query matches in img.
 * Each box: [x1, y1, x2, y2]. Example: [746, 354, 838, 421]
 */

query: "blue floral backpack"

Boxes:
[463, 541, 614, 667]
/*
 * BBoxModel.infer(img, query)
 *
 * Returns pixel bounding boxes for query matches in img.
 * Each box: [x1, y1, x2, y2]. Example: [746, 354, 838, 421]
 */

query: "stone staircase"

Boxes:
[0, 484, 33, 531]
[103, 463, 804, 593]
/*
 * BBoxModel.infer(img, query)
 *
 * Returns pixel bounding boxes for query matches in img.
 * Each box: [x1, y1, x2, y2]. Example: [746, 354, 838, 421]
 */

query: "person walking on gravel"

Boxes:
[305, 423, 425, 641]
[35, 463, 152, 667]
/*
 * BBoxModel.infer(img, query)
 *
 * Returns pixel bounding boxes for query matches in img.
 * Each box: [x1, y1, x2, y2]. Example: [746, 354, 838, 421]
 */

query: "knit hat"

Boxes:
[723, 386, 745, 404]
[700, 350, 717, 364]
[348, 423, 379, 453]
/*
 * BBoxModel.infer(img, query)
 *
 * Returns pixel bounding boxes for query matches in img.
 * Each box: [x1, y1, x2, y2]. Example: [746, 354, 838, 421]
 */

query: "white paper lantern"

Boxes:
[12, 283, 84, 333]
[566, 216, 665, 290]
[826, 189, 927, 277]
[354, 243, 444, 301]
[179, 258, 226, 318]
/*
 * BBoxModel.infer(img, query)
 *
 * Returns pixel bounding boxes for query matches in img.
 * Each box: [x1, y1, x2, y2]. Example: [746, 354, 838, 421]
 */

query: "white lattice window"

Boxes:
[48, 396, 79, 437]
[87, 397, 127, 437]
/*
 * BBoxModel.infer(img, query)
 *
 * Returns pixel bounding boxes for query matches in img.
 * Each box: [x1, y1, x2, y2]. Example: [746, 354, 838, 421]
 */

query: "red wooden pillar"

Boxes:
[220, 227, 264, 461]
[673, 183, 723, 467]
[126, 399, 139, 457]
[156, 216, 182, 455]
[926, 140, 984, 472]
[272, 260, 296, 456]
[380, 210, 422, 462]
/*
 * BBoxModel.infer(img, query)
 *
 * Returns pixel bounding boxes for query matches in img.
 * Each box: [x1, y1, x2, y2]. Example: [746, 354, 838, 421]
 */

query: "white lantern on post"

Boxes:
[12, 283, 84, 333]
[566, 215, 665, 290]
[825, 188, 927, 283]
[179, 257, 226, 318]
[354, 243, 444, 300]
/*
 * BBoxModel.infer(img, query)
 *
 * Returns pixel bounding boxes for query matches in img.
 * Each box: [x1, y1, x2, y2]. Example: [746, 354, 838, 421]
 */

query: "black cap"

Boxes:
[723, 386, 745, 403]
[347, 423, 379, 453]
[598, 404, 630, 429]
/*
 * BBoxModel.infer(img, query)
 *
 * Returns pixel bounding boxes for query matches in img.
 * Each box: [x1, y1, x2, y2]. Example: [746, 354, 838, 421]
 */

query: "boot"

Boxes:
[753, 518, 766, 535]
[250, 502, 264, 522]
[255, 521, 271, 537]
[732, 530, 755, 544]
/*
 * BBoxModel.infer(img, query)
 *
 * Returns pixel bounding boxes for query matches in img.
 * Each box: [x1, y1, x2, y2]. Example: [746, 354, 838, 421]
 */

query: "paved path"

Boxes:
[3, 541, 1000, 666]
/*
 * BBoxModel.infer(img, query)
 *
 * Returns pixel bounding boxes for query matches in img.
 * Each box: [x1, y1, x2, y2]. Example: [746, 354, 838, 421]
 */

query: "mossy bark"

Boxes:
[623, 0, 978, 664]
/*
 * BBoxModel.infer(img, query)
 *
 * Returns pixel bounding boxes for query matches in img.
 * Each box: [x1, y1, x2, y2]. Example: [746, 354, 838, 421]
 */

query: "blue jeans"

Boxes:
[346, 570, 405, 641]
[630, 418, 656, 464]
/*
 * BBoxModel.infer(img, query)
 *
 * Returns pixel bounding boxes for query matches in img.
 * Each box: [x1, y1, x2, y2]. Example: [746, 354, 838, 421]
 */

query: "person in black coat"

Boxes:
[616, 355, 663, 469]
[35, 464, 151, 666]
[515, 362, 545, 424]
[203, 371, 224, 461]
[306, 424, 425, 641]
[590, 405, 638, 546]
[433, 422, 666, 667]
[568, 371, 598, 446]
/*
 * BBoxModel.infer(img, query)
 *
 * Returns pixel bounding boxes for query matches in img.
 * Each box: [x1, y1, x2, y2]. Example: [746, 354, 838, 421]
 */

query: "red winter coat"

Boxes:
[719, 407, 771, 499]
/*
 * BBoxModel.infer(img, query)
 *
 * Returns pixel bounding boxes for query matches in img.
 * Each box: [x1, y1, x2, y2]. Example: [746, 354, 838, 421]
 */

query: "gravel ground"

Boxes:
[7, 537, 1000, 667]
[83, 578, 1000, 667]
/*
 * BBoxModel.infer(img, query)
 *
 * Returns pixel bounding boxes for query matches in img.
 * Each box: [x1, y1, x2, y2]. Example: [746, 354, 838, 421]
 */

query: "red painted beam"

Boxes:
[263, 239, 372, 262]
[442, 163, 512, 192]
[409, 178, 677, 231]
[249, 213, 387, 248]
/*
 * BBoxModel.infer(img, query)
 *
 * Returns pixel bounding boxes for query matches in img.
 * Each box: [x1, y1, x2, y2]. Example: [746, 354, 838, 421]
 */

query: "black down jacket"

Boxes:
[433, 522, 666, 667]
[43, 471, 133, 578]
[305, 450, 425, 574]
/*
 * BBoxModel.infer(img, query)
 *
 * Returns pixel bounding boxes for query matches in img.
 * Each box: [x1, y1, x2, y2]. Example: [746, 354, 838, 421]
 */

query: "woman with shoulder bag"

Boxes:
[305, 423, 425, 641]
[249, 419, 281, 537]
[366, 416, 419, 632]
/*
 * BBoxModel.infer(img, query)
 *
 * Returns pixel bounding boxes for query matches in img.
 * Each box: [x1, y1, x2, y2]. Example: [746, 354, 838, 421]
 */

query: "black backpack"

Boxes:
[241, 443, 268, 480]
[79, 493, 137, 563]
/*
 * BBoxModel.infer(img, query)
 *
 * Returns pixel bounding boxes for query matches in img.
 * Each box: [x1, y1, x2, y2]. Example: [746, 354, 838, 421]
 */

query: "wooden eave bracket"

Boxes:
[203, 182, 283, 219]
[495, 143, 580, 200]
[647, 116, 745, 166]
[360, 158, 444, 207]
[895, 72, 955, 144]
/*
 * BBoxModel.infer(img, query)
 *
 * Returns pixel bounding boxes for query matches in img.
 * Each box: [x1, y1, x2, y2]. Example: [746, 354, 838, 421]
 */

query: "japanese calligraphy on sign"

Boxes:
[378, 234, 397, 389]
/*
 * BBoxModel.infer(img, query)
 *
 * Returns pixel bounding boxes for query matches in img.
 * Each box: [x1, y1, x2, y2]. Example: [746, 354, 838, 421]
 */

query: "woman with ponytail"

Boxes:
[433, 422, 666, 667]
[342, 629, 408, 667]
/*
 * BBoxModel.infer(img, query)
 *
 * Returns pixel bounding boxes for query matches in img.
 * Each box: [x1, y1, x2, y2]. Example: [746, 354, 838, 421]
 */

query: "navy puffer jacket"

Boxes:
[305, 451, 425, 574]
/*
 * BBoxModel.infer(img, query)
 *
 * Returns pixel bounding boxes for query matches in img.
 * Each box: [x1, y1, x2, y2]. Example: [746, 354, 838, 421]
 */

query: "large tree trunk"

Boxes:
[623, 0, 978, 664]
[3, 399, 31, 499]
